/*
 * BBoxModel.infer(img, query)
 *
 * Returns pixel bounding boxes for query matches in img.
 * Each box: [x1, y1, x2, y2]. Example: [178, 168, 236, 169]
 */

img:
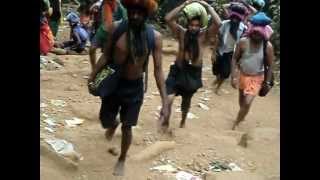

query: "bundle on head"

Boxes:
[121, 0, 158, 15]
[229, 3, 248, 21]
[245, 12, 273, 40]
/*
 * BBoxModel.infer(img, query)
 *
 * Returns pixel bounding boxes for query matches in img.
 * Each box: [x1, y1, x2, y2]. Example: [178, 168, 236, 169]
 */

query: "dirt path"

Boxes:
[40, 31, 279, 180]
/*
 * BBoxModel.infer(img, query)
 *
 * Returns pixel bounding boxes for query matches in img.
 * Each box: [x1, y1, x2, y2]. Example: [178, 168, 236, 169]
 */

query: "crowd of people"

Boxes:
[40, 0, 275, 176]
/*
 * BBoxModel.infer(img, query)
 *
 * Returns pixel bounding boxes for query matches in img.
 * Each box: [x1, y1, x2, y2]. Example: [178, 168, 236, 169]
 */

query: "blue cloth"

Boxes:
[73, 25, 89, 49]
[66, 12, 80, 24]
[249, 12, 271, 26]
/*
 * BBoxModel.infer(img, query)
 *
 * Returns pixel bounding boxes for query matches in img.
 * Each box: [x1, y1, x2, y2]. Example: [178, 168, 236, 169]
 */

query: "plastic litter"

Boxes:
[150, 164, 177, 173]
[50, 100, 67, 107]
[228, 163, 243, 171]
[40, 103, 48, 108]
[45, 138, 83, 161]
[198, 103, 209, 110]
[176, 171, 202, 180]
[43, 118, 57, 127]
[65, 117, 85, 128]
[187, 112, 199, 119]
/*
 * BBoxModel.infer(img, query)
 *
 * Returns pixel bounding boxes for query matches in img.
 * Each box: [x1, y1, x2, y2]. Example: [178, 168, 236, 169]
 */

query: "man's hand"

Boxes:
[198, 0, 211, 7]
[88, 72, 96, 85]
[184, 0, 198, 6]
[231, 76, 238, 89]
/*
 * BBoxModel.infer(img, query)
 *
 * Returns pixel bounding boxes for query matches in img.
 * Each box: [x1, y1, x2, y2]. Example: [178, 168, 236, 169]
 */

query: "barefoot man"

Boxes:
[88, 0, 169, 176]
[159, 0, 221, 130]
[230, 12, 274, 130]
[212, 3, 247, 95]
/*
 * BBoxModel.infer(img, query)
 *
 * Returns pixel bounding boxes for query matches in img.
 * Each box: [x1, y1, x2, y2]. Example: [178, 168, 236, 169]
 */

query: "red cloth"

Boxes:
[40, 20, 54, 55]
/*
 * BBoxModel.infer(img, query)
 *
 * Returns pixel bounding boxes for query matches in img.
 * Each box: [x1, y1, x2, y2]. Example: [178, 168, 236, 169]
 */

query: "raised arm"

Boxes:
[164, 0, 194, 37]
[198, 0, 222, 37]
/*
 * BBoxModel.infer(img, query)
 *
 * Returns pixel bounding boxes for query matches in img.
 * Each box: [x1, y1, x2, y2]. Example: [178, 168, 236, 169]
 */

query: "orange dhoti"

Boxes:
[239, 72, 264, 96]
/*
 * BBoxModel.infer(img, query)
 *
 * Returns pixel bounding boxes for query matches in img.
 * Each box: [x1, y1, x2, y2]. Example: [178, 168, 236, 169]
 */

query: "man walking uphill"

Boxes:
[88, 0, 169, 176]
[159, 0, 221, 131]
[230, 12, 274, 130]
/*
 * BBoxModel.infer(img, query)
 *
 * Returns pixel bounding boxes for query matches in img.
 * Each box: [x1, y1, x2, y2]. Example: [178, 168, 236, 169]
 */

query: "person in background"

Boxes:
[54, 12, 89, 54]
[40, 0, 55, 55]
[212, 3, 247, 95]
[48, 0, 62, 37]
[89, 0, 127, 71]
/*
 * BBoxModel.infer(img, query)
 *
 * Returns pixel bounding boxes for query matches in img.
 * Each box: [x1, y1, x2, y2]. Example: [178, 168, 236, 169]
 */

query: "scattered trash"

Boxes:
[43, 118, 57, 127]
[209, 161, 232, 172]
[45, 138, 83, 161]
[145, 95, 153, 99]
[199, 97, 210, 102]
[203, 90, 212, 94]
[228, 163, 243, 171]
[175, 108, 181, 113]
[72, 74, 78, 78]
[42, 113, 49, 118]
[40, 103, 48, 108]
[83, 76, 89, 79]
[45, 127, 55, 133]
[40, 57, 62, 70]
[198, 103, 209, 111]
[150, 164, 177, 173]
[50, 99, 67, 107]
[187, 112, 199, 119]
[176, 171, 202, 180]
[152, 91, 160, 96]
[65, 117, 85, 128]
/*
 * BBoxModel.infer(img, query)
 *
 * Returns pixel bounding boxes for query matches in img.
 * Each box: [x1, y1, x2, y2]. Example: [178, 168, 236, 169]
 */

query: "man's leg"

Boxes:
[100, 97, 120, 141]
[159, 94, 175, 132]
[214, 75, 225, 95]
[232, 90, 255, 130]
[113, 125, 132, 176]
[180, 94, 192, 128]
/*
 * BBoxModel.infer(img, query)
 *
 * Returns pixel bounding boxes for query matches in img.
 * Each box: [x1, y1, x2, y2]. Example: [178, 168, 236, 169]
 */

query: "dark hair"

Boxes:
[188, 15, 202, 26]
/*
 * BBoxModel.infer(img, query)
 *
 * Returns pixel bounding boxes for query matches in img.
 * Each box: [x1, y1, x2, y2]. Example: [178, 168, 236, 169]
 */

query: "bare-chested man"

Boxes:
[159, 0, 221, 131]
[88, 0, 169, 176]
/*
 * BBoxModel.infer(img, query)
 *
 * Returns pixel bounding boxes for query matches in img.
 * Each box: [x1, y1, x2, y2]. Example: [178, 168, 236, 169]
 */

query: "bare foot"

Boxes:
[231, 123, 237, 130]
[157, 116, 169, 134]
[214, 88, 221, 96]
[105, 128, 117, 141]
[113, 160, 125, 176]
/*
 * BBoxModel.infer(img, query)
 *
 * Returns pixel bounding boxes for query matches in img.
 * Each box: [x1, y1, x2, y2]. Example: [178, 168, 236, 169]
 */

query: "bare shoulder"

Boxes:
[238, 37, 248, 48]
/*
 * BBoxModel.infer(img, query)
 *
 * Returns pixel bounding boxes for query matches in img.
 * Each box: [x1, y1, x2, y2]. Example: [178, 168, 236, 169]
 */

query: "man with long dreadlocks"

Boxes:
[88, 0, 169, 176]
[159, 0, 221, 131]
